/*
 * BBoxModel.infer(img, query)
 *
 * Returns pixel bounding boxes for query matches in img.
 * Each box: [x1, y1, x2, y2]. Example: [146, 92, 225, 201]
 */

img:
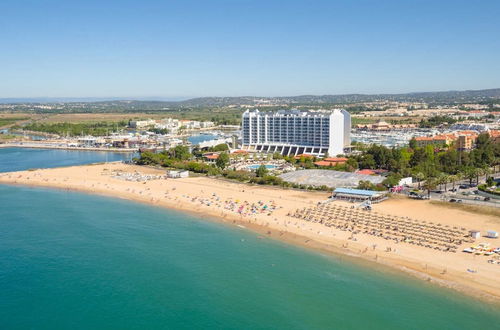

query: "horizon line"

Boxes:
[0, 87, 499, 104]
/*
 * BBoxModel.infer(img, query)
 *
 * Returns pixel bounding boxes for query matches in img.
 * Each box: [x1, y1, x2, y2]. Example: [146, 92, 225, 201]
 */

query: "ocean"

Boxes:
[0, 147, 133, 173]
[1, 148, 499, 329]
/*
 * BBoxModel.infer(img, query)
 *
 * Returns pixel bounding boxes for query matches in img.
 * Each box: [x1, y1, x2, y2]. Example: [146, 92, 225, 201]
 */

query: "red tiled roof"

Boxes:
[357, 169, 377, 175]
[323, 157, 348, 162]
[294, 154, 314, 159]
[314, 161, 333, 167]
[489, 130, 500, 137]
[205, 154, 219, 160]
[457, 130, 478, 136]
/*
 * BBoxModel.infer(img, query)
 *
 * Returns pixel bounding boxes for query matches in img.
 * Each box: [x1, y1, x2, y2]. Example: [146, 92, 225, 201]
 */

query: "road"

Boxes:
[428, 174, 500, 208]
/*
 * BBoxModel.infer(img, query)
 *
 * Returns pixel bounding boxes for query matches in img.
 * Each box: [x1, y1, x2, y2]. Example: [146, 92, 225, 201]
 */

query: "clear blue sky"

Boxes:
[1, 0, 499, 98]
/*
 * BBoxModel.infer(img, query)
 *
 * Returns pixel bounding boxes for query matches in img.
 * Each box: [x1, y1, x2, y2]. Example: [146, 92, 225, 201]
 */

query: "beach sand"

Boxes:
[1, 162, 499, 303]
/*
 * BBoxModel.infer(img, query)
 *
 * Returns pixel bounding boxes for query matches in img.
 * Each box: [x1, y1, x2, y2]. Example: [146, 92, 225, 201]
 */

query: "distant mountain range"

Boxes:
[1, 88, 499, 107]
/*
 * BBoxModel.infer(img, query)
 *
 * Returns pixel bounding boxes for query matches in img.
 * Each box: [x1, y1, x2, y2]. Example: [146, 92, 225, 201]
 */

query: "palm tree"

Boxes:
[463, 167, 476, 185]
[414, 172, 425, 190]
[475, 168, 484, 185]
[482, 167, 492, 184]
[449, 173, 461, 191]
[436, 173, 446, 191]
[423, 177, 437, 199]
[441, 173, 450, 192]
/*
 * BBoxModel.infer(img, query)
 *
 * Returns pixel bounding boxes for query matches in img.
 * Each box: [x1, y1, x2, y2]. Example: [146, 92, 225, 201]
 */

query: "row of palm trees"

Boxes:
[415, 167, 495, 198]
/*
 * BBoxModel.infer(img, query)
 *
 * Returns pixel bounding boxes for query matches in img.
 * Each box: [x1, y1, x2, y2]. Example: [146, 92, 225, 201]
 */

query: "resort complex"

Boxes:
[241, 109, 351, 156]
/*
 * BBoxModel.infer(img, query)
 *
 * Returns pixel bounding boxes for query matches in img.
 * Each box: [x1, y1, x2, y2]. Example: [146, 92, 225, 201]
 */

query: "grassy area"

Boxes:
[430, 200, 500, 220]
[20, 121, 128, 136]
[0, 117, 30, 127]
[37, 113, 163, 123]
[23, 110, 242, 126]
[0, 134, 17, 141]
[351, 117, 376, 126]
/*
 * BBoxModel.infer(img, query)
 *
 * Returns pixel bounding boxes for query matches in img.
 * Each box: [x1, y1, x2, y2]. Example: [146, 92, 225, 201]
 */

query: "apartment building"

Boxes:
[241, 109, 351, 156]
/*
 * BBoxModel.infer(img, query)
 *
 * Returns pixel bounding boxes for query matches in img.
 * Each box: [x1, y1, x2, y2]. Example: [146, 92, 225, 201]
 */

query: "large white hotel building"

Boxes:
[241, 109, 351, 156]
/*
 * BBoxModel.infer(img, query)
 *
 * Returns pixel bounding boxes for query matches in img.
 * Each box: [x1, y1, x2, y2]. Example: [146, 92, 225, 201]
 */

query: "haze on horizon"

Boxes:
[1, 0, 499, 99]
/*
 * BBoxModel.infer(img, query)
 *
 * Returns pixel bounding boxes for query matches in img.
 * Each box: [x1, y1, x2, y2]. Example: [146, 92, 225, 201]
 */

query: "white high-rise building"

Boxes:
[241, 109, 351, 156]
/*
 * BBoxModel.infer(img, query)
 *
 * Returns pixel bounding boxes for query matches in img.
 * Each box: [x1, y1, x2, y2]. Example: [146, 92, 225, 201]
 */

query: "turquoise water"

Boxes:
[1, 149, 500, 328]
[247, 164, 277, 170]
[1, 185, 500, 329]
[0, 147, 133, 172]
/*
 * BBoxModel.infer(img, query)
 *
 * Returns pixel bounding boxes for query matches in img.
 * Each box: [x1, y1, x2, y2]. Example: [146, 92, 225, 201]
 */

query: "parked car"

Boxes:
[459, 184, 469, 189]
[449, 199, 457, 203]
[473, 190, 479, 195]
[474, 197, 481, 200]
[484, 197, 491, 201]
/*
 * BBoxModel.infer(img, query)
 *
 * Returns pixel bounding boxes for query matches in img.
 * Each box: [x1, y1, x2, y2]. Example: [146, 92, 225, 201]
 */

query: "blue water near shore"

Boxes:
[1, 185, 499, 329]
[0, 147, 132, 172]
[1, 148, 499, 329]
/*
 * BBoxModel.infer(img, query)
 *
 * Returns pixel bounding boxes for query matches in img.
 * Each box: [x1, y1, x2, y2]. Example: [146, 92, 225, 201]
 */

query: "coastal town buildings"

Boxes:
[128, 119, 156, 129]
[241, 109, 351, 156]
[356, 120, 417, 131]
[129, 118, 215, 133]
[413, 130, 481, 150]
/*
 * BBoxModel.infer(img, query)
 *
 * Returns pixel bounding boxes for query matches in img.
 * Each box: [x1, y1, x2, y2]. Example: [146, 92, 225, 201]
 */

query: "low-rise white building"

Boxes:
[129, 119, 156, 129]
[167, 170, 189, 178]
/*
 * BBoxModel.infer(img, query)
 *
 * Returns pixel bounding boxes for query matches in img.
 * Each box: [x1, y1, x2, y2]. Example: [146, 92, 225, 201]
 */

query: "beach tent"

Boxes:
[469, 230, 481, 239]
[486, 230, 498, 238]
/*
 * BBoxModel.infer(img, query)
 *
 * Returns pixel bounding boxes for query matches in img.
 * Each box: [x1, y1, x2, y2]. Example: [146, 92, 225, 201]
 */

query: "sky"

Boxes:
[0, 0, 499, 99]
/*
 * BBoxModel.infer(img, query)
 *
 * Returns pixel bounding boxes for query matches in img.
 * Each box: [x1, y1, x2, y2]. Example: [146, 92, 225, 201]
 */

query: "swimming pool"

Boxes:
[247, 164, 277, 170]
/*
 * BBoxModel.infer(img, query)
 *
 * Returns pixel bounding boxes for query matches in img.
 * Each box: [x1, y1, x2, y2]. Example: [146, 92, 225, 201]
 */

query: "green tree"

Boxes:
[169, 145, 191, 160]
[358, 154, 376, 169]
[212, 143, 229, 152]
[437, 173, 449, 191]
[346, 158, 358, 171]
[423, 177, 437, 198]
[357, 180, 374, 190]
[414, 171, 425, 189]
[449, 173, 461, 191]
[272, 152, 283, 160]
[256, 164, 269, 177]
[409, 137, 417, 149]
[382, 173, 402, 188]
[463, 167, 477, 185]
[216, 152, 230, 169]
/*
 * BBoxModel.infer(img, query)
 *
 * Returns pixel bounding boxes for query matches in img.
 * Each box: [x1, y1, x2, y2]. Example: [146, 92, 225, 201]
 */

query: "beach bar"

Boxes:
[331, 187, 388, 203]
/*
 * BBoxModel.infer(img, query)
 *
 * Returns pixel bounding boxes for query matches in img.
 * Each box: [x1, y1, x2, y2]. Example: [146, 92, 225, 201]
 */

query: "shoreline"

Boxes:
[1, 162, 499, 304]
[0, 143, 137, 153]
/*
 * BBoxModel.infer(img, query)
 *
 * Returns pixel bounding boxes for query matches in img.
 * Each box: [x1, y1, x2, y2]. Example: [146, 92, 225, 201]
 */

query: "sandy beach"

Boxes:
[1, 162, 499, 303]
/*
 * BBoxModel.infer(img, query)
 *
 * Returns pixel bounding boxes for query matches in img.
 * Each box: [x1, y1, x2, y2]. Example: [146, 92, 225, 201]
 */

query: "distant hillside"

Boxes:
[1, 88, 499, 112]
[177, 88, 500, 106]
